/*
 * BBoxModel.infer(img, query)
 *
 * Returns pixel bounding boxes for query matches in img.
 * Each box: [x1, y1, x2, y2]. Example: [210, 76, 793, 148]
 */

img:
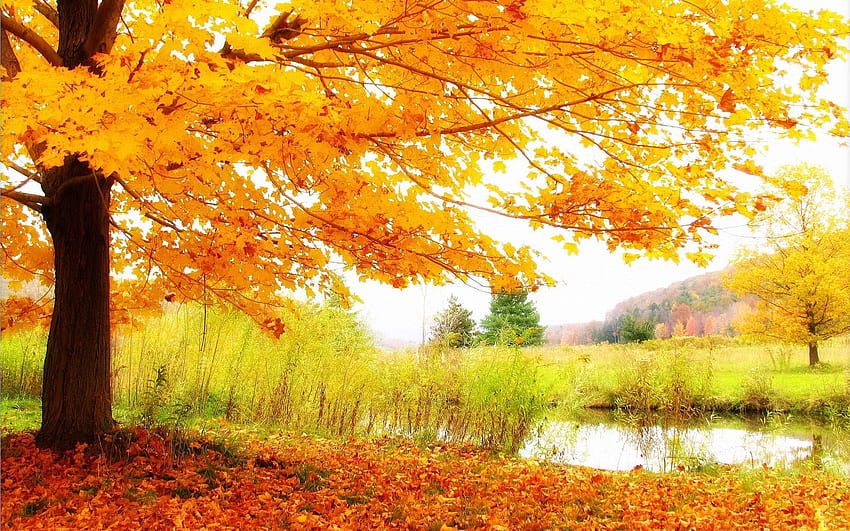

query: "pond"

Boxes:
[520, 410, 850, 476]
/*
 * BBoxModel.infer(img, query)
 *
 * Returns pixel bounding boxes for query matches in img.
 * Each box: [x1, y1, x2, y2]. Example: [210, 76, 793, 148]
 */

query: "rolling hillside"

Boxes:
[545, 269, 755, 345]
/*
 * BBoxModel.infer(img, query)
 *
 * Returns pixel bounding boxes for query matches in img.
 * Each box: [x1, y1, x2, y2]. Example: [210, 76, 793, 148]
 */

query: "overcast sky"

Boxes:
[351, 0, 850, 344]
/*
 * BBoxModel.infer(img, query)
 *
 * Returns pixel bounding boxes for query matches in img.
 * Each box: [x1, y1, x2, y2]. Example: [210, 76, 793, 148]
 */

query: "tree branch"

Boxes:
[221, 9, 307, 64]
[1, 189, 48, 212]
[83, 0, 126, 56]
[34, 0, 59, 28]
[1, 12, 62, 66]
[1, 28, 21, 78]
[112, 175, 182, 231]
[24, 141, 48, 174]
[243, 0, 261, 17]
[261, 10, 306, 43]
[6, 160, 43, 184]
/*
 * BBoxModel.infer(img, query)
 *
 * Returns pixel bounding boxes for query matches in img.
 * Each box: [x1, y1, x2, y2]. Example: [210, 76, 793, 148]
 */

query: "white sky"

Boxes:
[352, 0, 850, 344]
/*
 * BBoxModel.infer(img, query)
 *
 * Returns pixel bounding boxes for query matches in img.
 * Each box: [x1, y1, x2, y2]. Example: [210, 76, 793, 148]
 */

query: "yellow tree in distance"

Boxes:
[727, 164, 850, 367]
[1, 0, 848, 450]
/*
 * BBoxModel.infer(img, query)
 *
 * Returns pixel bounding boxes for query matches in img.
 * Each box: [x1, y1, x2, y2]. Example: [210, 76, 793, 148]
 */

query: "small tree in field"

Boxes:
[619, 313, 655, 343]
[726, 164, 850, 366]
[1, 0, 847, 451]
[430, 296, 476, 349]
[480, 292, 544, 347]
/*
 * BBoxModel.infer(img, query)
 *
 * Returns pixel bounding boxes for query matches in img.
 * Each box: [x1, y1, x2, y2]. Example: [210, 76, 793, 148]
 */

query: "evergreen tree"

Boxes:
[479, 292, 544, 346]
[592, 320, 619, 344]
[619, 313, 656, 343]
[430, 296, 476, 348]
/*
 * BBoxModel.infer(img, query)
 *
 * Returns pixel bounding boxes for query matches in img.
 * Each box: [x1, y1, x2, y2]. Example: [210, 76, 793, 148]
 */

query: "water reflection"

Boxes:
[520, 412, 848, 474]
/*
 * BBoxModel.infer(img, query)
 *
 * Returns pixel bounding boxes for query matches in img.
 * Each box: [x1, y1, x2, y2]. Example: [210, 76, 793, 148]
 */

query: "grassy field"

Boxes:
[536, 336, 850, 414]
[4, 308, 850, 528]
[3, 303, 850, 452]
[2, 303, 550, 452]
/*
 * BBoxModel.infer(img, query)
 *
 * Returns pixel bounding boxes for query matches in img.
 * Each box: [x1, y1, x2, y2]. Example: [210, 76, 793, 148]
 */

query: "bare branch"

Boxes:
[1, 12, 62, 66]
[1, 189, 48, 212]
[83, 0, 126, 56]
[34, 0, 59, 28]
[5, 160, 43, 184]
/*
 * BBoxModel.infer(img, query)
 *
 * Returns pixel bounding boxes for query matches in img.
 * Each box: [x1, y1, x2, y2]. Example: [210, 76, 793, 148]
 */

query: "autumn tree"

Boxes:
[479, 292, 543, 346]
[726, 164, 850, 366]
[671, 321, 688, 338]
[1, 0, 847, 450]
[670, 303, 693, 336]
[430, 295, 476, 348]
[703, 315, 717, 336]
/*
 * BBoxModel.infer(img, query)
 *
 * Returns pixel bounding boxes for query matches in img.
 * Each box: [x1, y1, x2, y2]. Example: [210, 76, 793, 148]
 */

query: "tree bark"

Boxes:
[28, 0, 123, 452]
[808, 341, 820, 367]
[35, 157, 115, 451]
[57, 0, 97, 68]
[1, 28, 22, 78]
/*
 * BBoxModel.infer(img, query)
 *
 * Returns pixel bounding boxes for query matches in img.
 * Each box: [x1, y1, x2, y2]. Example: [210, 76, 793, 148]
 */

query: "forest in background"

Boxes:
[545, 269, 754, 346]
[0, 267, 756, 348]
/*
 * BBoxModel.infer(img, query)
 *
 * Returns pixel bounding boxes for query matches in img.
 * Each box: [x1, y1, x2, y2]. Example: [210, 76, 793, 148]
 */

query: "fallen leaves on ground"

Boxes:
[2, 428, 849, 530]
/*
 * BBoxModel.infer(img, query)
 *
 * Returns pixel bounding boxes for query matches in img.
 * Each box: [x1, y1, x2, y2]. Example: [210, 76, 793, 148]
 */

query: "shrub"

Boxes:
[611, 350, 713, 412]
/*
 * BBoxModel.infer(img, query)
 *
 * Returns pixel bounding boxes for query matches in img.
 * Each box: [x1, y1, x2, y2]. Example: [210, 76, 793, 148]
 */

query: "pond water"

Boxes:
[520, 411, 850, 475]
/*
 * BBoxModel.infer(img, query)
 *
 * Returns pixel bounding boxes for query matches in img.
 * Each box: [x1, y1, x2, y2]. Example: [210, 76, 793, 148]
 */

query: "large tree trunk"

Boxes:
[35, 157, 115, 451]
[31, 0, 117, 452]
[808, 341, 820, 367]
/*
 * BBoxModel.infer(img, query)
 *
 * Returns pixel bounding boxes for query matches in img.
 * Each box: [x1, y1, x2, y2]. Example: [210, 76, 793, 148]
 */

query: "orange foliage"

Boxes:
[2, 429, 850, 530]
[2, 0, 848, 330]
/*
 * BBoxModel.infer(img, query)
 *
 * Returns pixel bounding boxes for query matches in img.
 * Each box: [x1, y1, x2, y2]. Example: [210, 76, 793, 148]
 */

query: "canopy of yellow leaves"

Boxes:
[1, 0, 847, 330]
[727, 164, 850, 347]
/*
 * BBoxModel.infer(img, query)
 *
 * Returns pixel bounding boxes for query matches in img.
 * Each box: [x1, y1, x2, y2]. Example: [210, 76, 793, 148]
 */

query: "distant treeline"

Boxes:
[545, 270, 756, 345]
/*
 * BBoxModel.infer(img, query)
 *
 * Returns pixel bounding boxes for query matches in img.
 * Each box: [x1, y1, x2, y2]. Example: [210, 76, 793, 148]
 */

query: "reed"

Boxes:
[3, 309, 849, 446]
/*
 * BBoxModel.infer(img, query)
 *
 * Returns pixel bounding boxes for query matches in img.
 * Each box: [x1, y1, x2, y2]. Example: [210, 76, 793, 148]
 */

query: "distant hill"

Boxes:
[545, 269, 755, 345]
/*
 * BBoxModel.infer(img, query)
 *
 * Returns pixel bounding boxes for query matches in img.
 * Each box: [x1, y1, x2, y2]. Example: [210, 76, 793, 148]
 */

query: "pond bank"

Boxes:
[524, 409, 850, 476]
[542, 337, 850, 421]
[577, 398, 850, 418]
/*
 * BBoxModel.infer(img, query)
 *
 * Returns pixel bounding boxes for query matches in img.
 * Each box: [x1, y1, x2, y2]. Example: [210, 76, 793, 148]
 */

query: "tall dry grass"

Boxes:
[2, 301, 549, 452]
[4, 310, 849, 446]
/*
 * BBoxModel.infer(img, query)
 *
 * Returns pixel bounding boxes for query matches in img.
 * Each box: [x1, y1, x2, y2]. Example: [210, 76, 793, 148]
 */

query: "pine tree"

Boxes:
[479, 292, 544, 346]
[620, 313, 656, 343]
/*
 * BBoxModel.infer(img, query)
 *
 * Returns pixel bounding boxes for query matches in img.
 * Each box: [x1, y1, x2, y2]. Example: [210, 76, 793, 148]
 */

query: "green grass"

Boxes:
[2, 302, 548, 452]
[2, 303, 849, 445]
[1, 398, 41, 432]
[530, 335, 850, 414]
[1, 398, 138, 433]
